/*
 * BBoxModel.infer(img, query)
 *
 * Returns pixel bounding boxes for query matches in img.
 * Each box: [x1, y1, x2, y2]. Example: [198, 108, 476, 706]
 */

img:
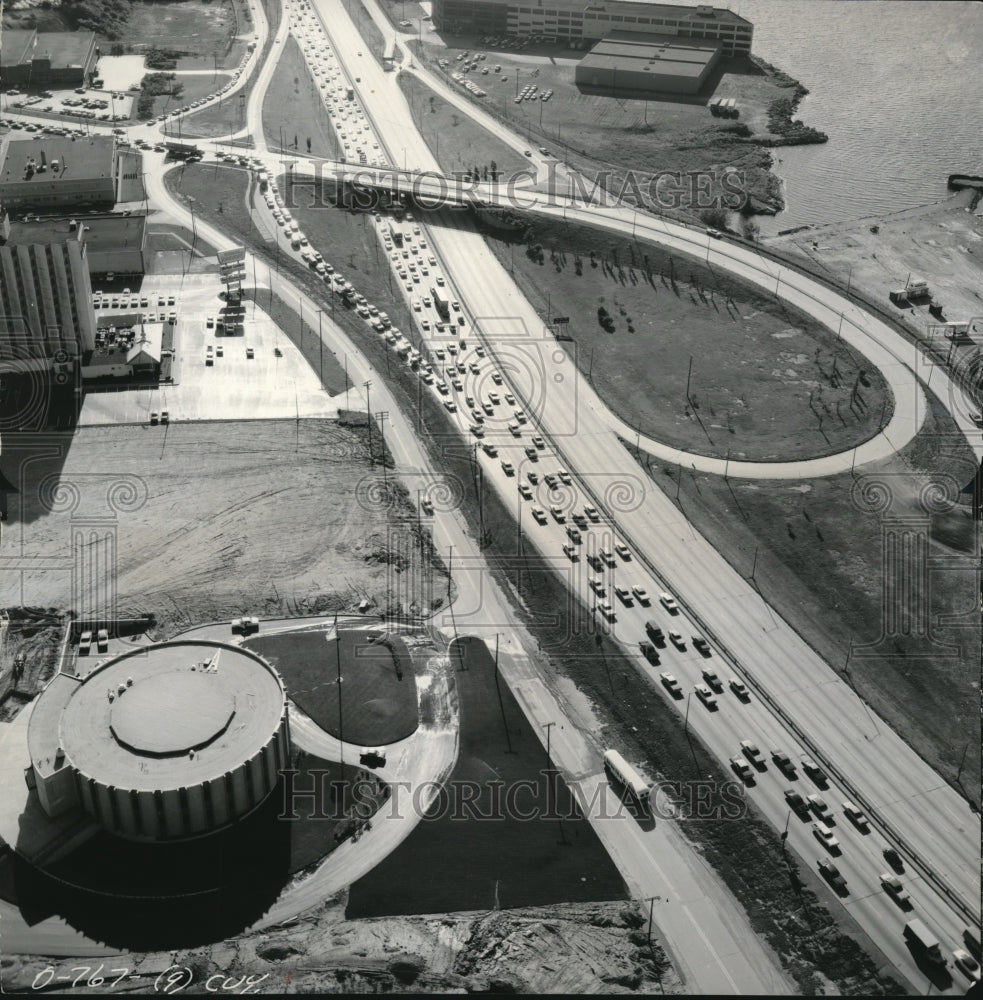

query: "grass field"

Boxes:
[261, 34, 342, 160]
[397, 73, 532, 179]
[180, 0, 281, 138]
[125, 0, 243, 66]
[647, 404, 981, 801]
[347, 633, 629, 918]
[145, 221, 220, 263]
[246, 627, 419, 744]
[480, 215, 892, 461]
[143, 71, 236, 121]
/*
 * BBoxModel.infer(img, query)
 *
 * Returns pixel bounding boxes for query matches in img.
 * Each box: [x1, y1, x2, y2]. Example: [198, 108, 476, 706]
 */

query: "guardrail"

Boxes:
[336, 41, 979, 925]
[561, 419, 979, 927]
[468, 236, 978, 928]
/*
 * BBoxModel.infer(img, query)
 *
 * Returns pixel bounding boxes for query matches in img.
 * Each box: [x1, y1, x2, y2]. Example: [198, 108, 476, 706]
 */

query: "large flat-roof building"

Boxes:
[6, 213, 147, 278]
[0, 226, 96, 375]
[575, 32, 721, 93]
[0, 29, 98, 89]
[28, 641, 292, 841]
[433, 0, 753, 56]
[0, 135, 118, 210]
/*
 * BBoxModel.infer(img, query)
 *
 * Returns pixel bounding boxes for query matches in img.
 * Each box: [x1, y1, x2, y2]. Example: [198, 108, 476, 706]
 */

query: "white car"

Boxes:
[694, 683, 717, 708]
[660, 672, 682, 697]
[659, 592, 679, 613]
[812, 823, 840, 853]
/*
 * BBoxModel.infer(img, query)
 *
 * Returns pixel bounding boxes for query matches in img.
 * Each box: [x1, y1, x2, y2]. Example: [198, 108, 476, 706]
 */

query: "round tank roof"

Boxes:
[110, 672, 237, 756]
[57, 641, 286, 793]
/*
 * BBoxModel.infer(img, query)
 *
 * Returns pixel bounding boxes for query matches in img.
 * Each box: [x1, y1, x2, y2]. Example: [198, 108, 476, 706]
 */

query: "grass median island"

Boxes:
[261, 33, 342, 160]
[639, 400, 982, 802]
[397, 72, 532, 179]
[347, 633, 630, 918]
[480, 215, 893, 462]
[245, 627, 419, 744]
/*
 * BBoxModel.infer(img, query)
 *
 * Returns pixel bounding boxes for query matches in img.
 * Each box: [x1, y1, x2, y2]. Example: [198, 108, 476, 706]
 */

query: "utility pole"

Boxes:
[364, 380, 373, 459]
[494, 633, 514, 753]
[376, 411, 389, 486]
[317, 310, 323, 387]
[335, 613, 344, 794]
[447, 545, 457, 637]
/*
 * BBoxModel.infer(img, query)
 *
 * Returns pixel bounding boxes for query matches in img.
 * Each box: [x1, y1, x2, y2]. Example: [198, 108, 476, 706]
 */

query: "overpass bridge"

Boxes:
[276, 157, 566, 213]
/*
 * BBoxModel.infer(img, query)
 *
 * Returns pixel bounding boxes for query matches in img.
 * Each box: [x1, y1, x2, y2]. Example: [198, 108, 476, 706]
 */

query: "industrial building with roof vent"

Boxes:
[433, 0, 753, 57]
[27, 641, 292, 841]
[575, 32, 721, 94]
[0, 135, 118, 209]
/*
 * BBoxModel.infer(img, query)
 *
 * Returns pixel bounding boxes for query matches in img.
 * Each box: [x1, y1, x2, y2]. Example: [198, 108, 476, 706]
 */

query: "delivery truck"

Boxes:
[904, 919, 947, 966]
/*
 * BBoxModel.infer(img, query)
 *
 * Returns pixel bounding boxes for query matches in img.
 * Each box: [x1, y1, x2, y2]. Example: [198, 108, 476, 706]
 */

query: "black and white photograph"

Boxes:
[0, 0, 980, 993]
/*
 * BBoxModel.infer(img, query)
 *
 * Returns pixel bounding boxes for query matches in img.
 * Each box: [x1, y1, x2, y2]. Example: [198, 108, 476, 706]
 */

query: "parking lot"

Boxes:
[0, 86, 133, 126]
[79, 273, 338, 426]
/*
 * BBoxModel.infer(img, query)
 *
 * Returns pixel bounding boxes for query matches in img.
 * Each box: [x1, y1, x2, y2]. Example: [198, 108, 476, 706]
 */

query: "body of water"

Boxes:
[730, 0, 983, 233]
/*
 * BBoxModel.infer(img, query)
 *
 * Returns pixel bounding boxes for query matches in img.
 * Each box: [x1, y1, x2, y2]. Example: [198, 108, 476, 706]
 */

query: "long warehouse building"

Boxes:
[0, 225, 96, 372]
[433, 0, 753, 56]
[576, 32, 722, 93]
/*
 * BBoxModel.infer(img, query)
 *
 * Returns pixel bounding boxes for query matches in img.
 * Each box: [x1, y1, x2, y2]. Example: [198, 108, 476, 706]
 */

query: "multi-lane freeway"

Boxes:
[1, 0, 978, 991]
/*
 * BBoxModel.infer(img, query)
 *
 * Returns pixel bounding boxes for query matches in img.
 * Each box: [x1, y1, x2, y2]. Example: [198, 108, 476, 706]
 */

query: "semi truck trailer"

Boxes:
[904, 919, 946, 966]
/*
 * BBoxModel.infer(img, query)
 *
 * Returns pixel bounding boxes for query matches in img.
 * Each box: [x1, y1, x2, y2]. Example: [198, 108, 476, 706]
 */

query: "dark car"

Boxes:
[883, 847, 904, 872]
[645, 621, 665, 645]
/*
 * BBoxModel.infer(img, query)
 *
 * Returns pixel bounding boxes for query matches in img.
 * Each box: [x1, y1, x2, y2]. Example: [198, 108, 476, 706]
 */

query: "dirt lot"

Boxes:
[0, 421, 445, 638]
[767, 187, 983, 347]
[0, 898, 681, 994]
[480, 214, 892, 461]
